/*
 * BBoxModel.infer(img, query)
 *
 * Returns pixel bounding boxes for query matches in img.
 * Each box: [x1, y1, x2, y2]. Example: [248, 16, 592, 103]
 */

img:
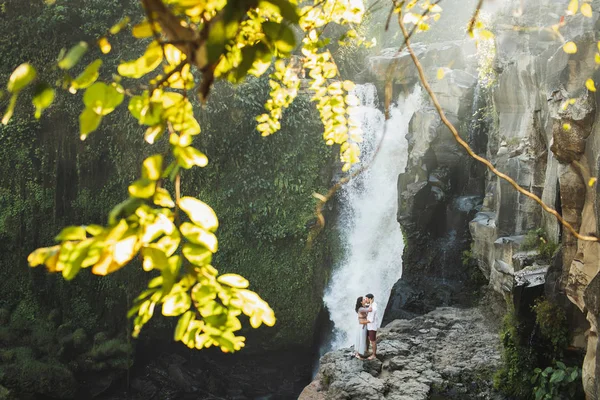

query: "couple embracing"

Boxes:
[354, 293, 378, 360]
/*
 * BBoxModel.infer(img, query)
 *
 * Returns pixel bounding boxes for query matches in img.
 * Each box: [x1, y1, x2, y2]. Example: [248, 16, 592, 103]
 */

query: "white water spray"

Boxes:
[323, 83, 421, 348]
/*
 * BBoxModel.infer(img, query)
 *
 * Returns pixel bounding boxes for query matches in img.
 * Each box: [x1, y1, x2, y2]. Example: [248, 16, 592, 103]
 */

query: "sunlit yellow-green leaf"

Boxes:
[580, 3, 592, 17]
[129, 178, 156, 199]
[477, 29, 494, 40]
[83, 82, 124, 116]
[262, 21, 296, 55]
[142, 154, 163, 180]
[118, 41, 163, 78]
[174, 311, 194, 341]
[178, 197, 219, 231]
[110, 16, 130, 35]
[182, 243, 213, 266]
[191, 282, 218, 304]
[113, 235, 138, 266]
[141, 246, 168, 272]
[217, 274, 249, 289]
[132, 20, 159, 38]
[1, 94, 18, 125]
[180, 222, 218, 252]
[128, 94, 162, 126]
[162, 291, 191, 317]
[563, 41, 577, 54]
[55, 226, 87, 241]
[567, 0, 578, 15]
[595, 53, 600, 64]
[79, 108, 102, 140]
[58, 42, 88, 70]
[70, 59, 102, 92]
[32, 83, 55, 119]
[145, 124, 165, 144]
[153, 187, 175, 208]
[175, 146, 209, 169]
[589, 177, 597, 187]
[7, 63, 37, 93]
[86, 225, 104, 236]
[563, 123, 571, 131]
[586, 78, 596, 92]
[98, 37, 112, 54]
[28, 245, 59, 267]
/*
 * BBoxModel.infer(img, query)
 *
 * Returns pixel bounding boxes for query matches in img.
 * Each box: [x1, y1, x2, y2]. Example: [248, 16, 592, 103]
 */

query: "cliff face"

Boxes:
[383, 1, 600, 398]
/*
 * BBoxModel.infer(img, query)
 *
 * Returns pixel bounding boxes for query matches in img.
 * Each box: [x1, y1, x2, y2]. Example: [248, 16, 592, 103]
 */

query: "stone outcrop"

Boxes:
[300, 307, 504, 400]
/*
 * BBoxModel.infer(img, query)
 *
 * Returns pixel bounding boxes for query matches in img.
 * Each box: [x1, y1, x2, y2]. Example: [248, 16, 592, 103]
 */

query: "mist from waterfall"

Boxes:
[323, 84, 421, 349]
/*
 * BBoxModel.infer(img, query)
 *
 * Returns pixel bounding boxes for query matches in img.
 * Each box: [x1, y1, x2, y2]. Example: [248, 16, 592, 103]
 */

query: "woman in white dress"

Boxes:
[354, 296, 371, 359]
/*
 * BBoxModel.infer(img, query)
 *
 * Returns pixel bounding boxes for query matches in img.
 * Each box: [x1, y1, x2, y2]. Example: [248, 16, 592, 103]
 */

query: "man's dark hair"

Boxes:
[365, 293, 374, 299]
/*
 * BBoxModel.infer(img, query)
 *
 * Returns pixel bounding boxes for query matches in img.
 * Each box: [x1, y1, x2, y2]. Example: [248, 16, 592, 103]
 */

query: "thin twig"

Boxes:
[397, 14, 599, 243]
[467, 0, 484, 35]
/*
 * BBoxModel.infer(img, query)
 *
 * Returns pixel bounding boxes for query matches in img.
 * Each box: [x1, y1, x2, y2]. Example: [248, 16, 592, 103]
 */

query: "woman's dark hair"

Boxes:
[355, 296, 363, 313]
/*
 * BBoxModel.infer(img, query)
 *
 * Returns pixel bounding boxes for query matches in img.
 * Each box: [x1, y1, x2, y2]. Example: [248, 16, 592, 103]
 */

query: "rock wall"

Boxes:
[375, 39, 489, 323]
[468, 2, 600, 397]
[377, 0, 600, 397]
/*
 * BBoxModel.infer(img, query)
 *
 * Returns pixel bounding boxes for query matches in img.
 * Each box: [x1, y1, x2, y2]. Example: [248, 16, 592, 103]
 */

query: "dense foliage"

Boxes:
[494, 299, 584, 399]
[0, 0, 376, 353]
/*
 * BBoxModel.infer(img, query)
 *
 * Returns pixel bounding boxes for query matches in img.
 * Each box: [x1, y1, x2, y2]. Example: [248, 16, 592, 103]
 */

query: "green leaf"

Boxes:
[174, 311, 194, 341]
[32, 83, 55, 119]
[570, 369, 579, 381]
[217, 274, 249, 289]
[62, 239, 92, 280]
[191, 283, 218, 305]
[180, 222, 218, 252]
[55, 226, 87, 241]
[85, 225, 104, 236]
[259, 0, 300, 23]
[145, 124, 165, 144]
[162, 291, 191, 316]
[110, 16, 130, 35]
[7, 63, 37, 93]
[79, 108, 102, 140]
[178, 196, 219, 231]
[141, 246, 169, 271]
[175, 146, 209, 169]
[182, 243, 213, 266]
[128, 178, 156, 199]
[70, 59, 102, 92]
[118, 41, 163, 78]
[153, 187, 175, 208]
[2, 94, 18, 125]
[262, 21, 296, 55]
[128, 94, 163, 126]
[556, 361, 566, 370]
[58, 42, 88, 70]
[248, 42, 273, 77]
[549, 369, 565, 384]
[142, 154, 163, 180]
[83, 82, 124, 116]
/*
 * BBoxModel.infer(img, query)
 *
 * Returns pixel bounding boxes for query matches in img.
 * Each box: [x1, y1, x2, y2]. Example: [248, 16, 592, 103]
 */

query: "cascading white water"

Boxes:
[323, 83, 421, 348]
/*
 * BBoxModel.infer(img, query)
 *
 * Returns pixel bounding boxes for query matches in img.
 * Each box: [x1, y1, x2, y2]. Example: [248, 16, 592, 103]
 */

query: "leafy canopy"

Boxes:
[0, 0, 382, 352]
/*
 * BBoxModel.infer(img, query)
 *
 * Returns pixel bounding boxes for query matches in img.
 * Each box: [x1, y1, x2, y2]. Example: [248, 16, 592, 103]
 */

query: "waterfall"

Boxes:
[323, 83, 421, 348]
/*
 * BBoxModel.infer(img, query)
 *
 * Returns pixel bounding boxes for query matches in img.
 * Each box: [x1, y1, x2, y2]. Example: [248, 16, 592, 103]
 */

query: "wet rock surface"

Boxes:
[300, 307, 505, 400]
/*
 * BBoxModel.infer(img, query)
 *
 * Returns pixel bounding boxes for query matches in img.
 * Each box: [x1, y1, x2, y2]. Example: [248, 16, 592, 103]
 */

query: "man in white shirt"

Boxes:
[365, 293, 378, 360]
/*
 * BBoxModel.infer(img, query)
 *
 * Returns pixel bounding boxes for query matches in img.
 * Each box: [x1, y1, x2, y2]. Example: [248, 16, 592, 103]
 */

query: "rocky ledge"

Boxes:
[300, 307, 505, 400]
